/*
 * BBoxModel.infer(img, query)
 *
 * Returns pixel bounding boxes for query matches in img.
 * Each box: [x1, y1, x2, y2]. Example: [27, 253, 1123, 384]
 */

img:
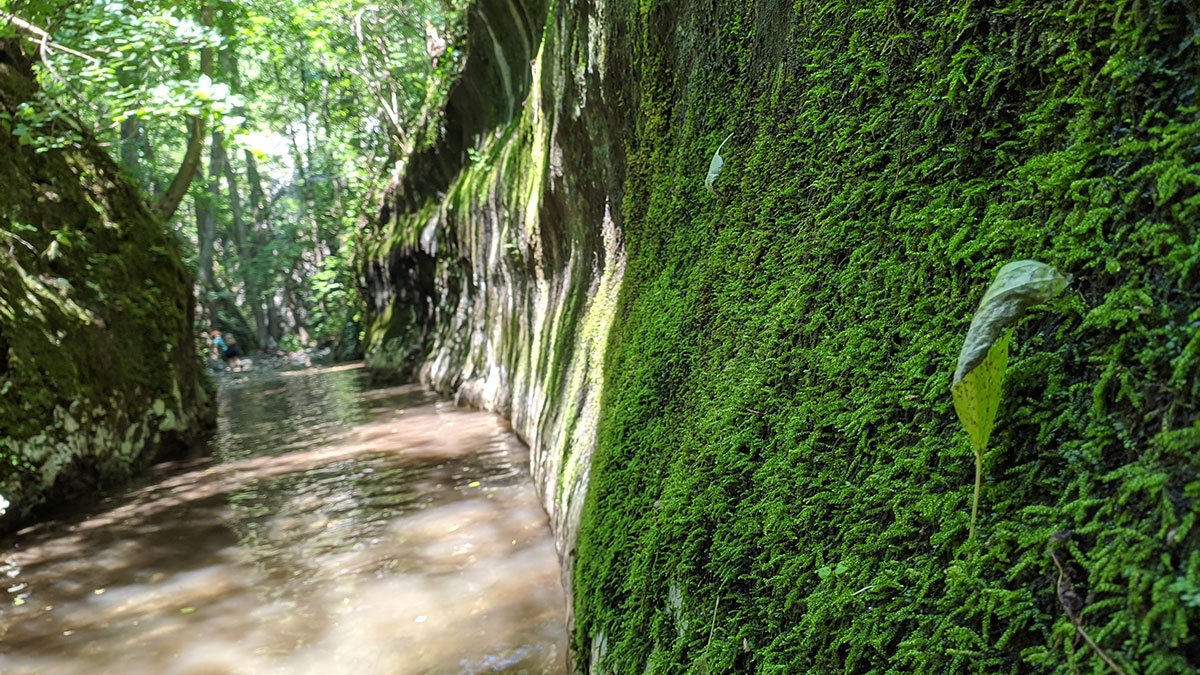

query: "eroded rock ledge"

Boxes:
[361, 0, 633, 610]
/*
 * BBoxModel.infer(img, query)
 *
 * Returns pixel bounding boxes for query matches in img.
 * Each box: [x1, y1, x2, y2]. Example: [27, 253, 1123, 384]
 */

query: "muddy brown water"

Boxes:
[0, 364, 567, 674]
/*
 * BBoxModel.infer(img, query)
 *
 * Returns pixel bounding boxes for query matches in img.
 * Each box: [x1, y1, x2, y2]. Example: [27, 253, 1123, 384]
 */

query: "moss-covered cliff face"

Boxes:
[0, 42, 214, 530]
[361, 0, 634, 603]
[364, 0, 1199, 672]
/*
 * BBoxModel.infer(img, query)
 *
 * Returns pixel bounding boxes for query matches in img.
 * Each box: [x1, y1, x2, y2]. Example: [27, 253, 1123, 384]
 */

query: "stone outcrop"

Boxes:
[361, 0, 632, 615]
[0, 41, 214, 530]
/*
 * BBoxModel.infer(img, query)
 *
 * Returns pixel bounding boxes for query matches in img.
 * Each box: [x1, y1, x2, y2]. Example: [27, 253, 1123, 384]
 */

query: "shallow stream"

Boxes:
[0, 364, 567, 674]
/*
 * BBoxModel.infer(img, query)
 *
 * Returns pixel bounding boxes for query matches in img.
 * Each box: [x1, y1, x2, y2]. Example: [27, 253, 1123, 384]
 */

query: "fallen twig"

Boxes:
[703, 593, 722, 655]
[697, 576, 729, 673]
[1048, 546, 1128, 675]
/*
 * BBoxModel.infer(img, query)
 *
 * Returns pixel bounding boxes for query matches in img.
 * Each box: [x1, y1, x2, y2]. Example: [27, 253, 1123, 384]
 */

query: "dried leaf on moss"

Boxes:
[705, 132, 734, 195]
[953, 260, 1068, 386]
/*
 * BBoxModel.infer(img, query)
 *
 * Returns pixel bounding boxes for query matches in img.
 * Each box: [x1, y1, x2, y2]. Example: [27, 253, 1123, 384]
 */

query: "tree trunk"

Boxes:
[116, 64, 142, 177]
[201, 126, 226, 304]
[268, 287, 284, 344]
[142, 124, 161, 199]
[287, 113, 322, 268]
[194, 177, 217, 324]
[119, 116, 140, 174]
[243, 148, 276, 345]
[155, 1, 214, 222]
[220, 143, 269, 347]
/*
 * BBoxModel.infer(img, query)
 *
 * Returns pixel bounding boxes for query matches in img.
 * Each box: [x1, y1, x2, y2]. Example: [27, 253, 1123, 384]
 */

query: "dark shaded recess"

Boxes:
[333, 317, 364, 361]
[392, 0, 550, 214]
[0, 37, 34, 75]
[0, 327, 9, 376]
[365, 245, 439, 384]
[214, 293, 258, 353]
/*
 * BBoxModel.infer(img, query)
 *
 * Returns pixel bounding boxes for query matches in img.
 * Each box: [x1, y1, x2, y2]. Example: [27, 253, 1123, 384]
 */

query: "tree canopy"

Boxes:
[1, 0, 464, 353]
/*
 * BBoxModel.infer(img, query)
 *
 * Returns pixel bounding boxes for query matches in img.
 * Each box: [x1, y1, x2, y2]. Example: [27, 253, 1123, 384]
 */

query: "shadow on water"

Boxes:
[0, 364, 567, 675]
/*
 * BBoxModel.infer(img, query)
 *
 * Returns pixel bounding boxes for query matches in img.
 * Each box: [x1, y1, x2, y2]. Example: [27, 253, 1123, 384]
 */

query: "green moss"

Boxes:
[0, 50, 213, 528]
[361, 0, 1197, 670]
[573, 0, 1200, 673]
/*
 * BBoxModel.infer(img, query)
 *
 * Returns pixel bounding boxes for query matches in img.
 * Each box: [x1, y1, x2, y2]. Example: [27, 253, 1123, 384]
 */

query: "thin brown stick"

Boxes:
[704, 594, 722, 654]
[1048, 547, 1128, 675]
[701, 576, 729, 664]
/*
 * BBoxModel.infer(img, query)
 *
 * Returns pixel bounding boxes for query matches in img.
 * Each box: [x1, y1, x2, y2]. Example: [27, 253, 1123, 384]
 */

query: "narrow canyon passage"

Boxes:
[0, 364, 567, 674]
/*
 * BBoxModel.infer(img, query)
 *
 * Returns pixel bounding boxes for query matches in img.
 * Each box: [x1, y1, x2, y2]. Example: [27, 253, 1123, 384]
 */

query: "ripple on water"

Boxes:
[0, 364, 566, 675]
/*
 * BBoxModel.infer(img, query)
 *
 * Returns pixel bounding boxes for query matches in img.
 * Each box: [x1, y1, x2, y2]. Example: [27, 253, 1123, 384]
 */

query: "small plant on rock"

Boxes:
[952, 260, 1068, 540]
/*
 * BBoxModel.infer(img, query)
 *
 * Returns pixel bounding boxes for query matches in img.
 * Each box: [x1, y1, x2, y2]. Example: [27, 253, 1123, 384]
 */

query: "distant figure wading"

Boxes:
[212, 330, 241, 370]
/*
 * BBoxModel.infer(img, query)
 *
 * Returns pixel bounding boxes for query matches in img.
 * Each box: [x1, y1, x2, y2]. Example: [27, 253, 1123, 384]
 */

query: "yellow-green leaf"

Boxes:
[952, 328, 1011, 454]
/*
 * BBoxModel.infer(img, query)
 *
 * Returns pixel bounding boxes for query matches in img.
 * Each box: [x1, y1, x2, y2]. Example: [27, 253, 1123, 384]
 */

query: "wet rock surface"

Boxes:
[0, 364, 566, 674]
[361, 0, 633, 616]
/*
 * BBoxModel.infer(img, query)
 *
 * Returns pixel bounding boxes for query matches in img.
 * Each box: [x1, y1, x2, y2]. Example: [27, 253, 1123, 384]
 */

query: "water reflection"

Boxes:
[0, 364, 566, 674]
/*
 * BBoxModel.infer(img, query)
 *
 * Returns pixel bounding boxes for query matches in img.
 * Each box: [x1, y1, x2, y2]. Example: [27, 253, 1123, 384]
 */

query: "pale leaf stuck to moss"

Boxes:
[953, 328, 1011, 541]
[705, 132, 734, 195]
[951, 260, 1068, 540]
[953, 260, 1069, 386]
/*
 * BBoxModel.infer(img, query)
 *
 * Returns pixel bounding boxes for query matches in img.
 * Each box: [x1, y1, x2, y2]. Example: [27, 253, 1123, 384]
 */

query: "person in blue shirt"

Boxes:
[212, 330, 241, 370]
[212, 330, 227, 356]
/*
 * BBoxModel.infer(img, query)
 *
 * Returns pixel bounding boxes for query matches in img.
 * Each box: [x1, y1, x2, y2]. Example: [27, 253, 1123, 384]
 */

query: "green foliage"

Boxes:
[278, 333, 303, 352]
[207, 0, 462, 349]
[571, 0, 1200, 673]
[1, 0, 236, 156]
[4, 0, 463, 352]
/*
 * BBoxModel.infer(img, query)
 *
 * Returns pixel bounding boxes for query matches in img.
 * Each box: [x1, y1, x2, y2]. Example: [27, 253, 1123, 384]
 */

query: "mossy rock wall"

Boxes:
[0, 42, 215, 531]
[574, 0, 1200, 672]
[363, 0, 1200, 672]
[361, 0, 632, 603]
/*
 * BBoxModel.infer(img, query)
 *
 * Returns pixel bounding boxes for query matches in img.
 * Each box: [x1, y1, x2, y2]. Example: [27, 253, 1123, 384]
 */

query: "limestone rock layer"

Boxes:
[362, 0, 631, 613]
